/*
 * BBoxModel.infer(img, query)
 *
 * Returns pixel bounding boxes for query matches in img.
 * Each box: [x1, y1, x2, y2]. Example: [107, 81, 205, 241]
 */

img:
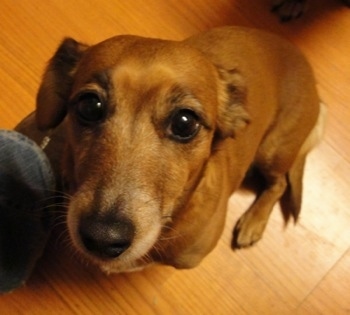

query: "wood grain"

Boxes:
[0, 0, 349, 314]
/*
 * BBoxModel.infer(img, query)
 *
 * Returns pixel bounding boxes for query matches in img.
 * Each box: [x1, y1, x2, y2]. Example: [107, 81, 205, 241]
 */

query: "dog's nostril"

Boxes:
[79, 215, 135, 259]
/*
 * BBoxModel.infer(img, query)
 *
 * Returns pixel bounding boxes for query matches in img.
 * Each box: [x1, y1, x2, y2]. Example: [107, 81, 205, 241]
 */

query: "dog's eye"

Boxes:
[168, 109, 201, 142]
[75, 93, 106, 124]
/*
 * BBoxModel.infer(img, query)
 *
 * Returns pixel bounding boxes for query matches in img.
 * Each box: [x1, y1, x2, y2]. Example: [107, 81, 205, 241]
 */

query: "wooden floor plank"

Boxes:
[297, 249, 350, 314]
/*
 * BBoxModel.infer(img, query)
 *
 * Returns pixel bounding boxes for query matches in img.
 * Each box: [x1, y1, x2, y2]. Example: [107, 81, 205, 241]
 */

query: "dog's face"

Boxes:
[36, 36, 248, 272]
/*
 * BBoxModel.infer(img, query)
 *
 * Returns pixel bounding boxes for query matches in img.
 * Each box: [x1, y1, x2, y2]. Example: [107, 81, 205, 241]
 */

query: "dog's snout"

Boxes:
[79, 214, 135, 259]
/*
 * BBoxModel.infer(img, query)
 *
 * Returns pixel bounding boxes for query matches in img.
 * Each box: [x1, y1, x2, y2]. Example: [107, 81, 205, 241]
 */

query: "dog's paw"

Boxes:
[232, 212, 267, 249]
[271, 0, 307, 22]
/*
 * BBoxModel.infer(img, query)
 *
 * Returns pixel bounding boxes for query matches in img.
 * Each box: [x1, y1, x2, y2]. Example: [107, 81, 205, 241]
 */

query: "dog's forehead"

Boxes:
[76, 35, 217, 84]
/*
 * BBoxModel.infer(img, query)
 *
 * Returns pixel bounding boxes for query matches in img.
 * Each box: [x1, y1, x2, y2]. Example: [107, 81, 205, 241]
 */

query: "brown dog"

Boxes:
[16, 26, 325, 273]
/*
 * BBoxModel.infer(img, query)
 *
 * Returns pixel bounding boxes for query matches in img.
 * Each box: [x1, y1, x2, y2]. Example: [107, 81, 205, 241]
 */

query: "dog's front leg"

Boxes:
[232, 175, 287, 248]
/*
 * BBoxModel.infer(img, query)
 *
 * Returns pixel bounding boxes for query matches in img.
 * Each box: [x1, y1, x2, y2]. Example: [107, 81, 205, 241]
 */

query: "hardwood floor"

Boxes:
[0, 0, 349, 314]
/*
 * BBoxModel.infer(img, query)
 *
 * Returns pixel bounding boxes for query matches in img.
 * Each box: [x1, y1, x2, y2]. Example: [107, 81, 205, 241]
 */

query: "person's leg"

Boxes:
[0, 130, 55, 293]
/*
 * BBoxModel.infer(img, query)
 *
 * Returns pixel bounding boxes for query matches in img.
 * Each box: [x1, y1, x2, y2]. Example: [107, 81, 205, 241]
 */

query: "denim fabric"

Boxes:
[0, 129, 55, 193]
[0, 129, 55, 293]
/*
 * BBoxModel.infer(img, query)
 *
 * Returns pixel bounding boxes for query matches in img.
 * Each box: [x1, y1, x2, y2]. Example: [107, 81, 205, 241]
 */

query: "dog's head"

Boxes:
[37, 35, 249, 272]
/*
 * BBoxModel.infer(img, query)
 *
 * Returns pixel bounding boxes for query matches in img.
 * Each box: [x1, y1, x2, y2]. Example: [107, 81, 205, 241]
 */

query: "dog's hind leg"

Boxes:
[232, 172, 288, 249]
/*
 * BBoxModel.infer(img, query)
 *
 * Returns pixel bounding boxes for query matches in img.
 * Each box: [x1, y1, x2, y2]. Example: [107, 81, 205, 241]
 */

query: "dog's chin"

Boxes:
[98, 257, 153, 274]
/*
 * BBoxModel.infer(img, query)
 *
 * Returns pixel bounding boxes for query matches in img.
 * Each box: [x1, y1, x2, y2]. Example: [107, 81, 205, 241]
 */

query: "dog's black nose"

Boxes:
[79, 214, 135, 259]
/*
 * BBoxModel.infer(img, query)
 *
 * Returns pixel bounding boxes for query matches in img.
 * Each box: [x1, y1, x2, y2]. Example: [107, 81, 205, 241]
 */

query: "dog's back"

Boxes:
[185, 26, 319, 129]
[186, 26, 320, 178]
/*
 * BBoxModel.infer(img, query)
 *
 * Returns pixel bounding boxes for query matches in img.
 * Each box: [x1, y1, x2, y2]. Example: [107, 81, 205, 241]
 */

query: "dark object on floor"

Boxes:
[0, 130, 54, 293]
[272, 0, 350, 22]
[272, 0, 307, 22]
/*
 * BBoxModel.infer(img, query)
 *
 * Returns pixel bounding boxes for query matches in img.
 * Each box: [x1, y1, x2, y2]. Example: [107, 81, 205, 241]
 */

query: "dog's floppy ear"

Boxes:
[216, 68, 250, 138]
[36, 38, 88, 131]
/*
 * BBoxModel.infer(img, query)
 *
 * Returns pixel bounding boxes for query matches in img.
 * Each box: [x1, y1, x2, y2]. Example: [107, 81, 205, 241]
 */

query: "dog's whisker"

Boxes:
[150, 243, 166, 262]
[159, 223, 186, 242]
[55, 229, 69, 245]
[37, 203, 68, 212]
[158, 235, 181, 241]
[52, 214, 67, 224]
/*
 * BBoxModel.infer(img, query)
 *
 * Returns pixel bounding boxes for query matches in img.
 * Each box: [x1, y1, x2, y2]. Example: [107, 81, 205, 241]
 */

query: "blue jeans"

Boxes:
[0, 129, 55, 293]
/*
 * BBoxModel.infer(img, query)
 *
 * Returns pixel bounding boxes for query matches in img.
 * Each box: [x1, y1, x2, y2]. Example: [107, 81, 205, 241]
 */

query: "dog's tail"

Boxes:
[280, 102, 327, 223]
